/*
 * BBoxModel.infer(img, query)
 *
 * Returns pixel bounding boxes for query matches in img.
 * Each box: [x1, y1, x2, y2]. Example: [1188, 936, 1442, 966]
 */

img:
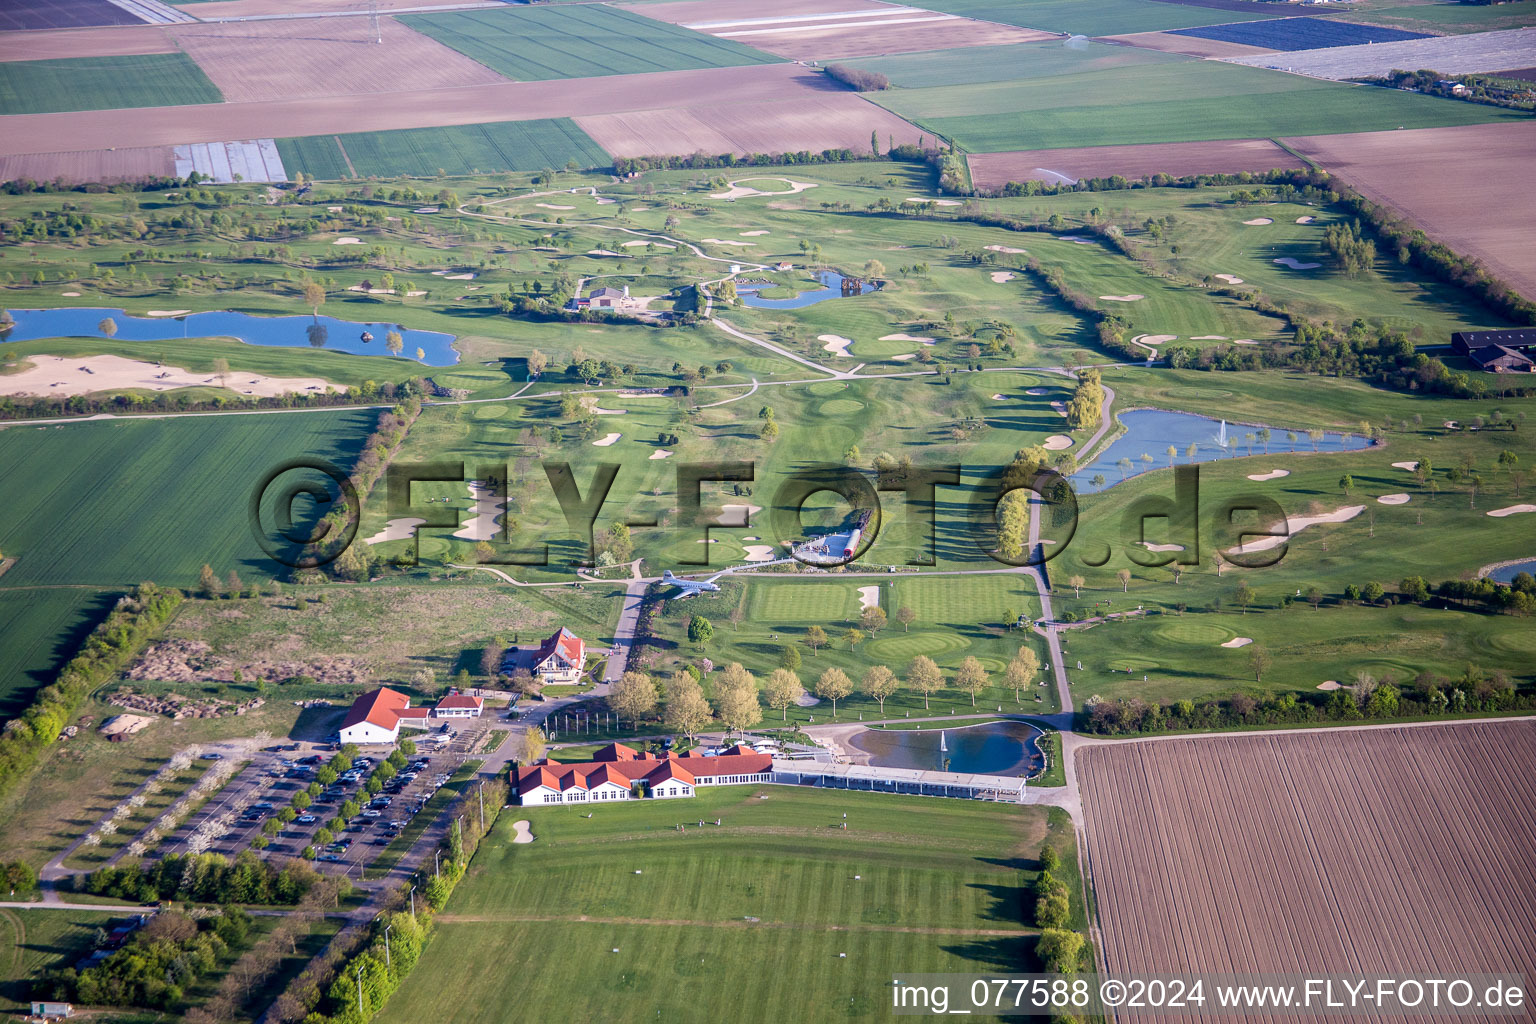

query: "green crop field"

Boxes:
[278, 119, 612, 182]
[913, 0, 1279, 35]
[880, 61, 1527, 152]
[1334, 0, 1536, 34]
[400, 5, 780, 81]
[847, 39, 1186, 90]
[0, 589, 118, 720]
[0, 53, 222, 115]
[376, 789, 1076, 1024]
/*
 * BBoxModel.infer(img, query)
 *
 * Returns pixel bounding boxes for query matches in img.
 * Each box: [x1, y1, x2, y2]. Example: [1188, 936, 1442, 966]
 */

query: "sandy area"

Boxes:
[1221, 637, 1253, 648]
[819, 334, 853, 357]
[1296, 216, 1315, 224]
[453, 481, 504, 542]
[1317, 680, 1342, 691]
[880, 333, 934, 343]
[795, 691, 821, 707]
[1487, 504, 1536, 518]
[622, 240, 674, 249]
[511, 820, 534, 844]
[99, 714, 155, 737]
[1058, 235, 1095, 244]
[1191, 335, 1228, 341]
[586, 249, 624, 257]
[990, 271, 1016, 283]
[710, 177, 819, 201]
[1243, 218, 1273, 226]
[581, 396, 627, 415]
[1273, 257, 1321, 270]
[985, 244, 1027, 254]
[146, 310, 191, 317]
[1025, 388, 1048, 396]
[907, 196, 961, 206]
[536, 203, 575, 210]
[702, 239, 754, 246]
[1232, 339, 1258, 346]
[1235, 505, 1365, 554]
[649, 450, 673, 460]
[2, 354, 341, 398]
[1051, 401, 1068, 417]
[857, 585, 880, 611]
[741, 230, 770, 236]
[333, 237, 362, 245]
[1247, 469, 1290, 481]
[1215, 274, 1244, 285]
[719, 503, 761, 527]
[1139, 542, 1184, 553]
[1377, 493, 1411, 505]
[592, 433, 623, 447]
[991, 394, 1008, 401]
[1100, 294, 1143, 302]
[1392, 461, 1419, 471]
[968, 138, 1303, 190]
[364, 517, 425, 545]
[61, 291, 81, 297]
[744, 545, 776, 562]
[1043, 435, 1074, 451]
[891, 353, 915, 361]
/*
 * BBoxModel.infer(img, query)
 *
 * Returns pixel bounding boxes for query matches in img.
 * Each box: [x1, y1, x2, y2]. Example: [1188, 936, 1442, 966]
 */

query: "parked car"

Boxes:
[296, 814, 317, 824]
[320, 853, 343, 863]
[362, 809, 382, 818]
[201, 752, 223, 760]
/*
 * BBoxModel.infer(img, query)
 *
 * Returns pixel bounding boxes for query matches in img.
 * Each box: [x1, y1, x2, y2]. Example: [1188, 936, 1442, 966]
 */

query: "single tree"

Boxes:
[1234, 579, 1254, 614]
[1249, 644, 1271, 684]
[804, 625, 828, 656]
[687, 614, 714, 649]
[894, 605, 916, 632]
[861, 665, 899, 714]
[764, 668, 804, 722]
[1305, 585, 1323, 610]
[1006, 646, 1040, 703]
[517, 727, 546, 765]
[859, 605, 887, 633]
[610, 670, 657, 727]
[814, 667, 854, 719]
[1067, 574, 1085, 598]
[844, 627, 865, 651]
[98, 317, 117, 338]
[664, 676, 713, 742]
[780, 644, 802, 671]
[303, 281, 325, 319]
[955, 656, 989, 706]
[385, 330, 404, 357]
[908, 655, 944, 710]
[1115, 568, 1131, 593]
[714, 664, 761, 736]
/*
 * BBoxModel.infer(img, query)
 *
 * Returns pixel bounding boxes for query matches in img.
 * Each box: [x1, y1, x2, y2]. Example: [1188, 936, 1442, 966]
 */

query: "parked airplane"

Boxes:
[661, 569, 724, 598]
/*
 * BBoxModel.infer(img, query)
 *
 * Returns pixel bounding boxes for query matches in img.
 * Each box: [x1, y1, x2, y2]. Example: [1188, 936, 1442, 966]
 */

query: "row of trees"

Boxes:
[78, 851, 320, 906]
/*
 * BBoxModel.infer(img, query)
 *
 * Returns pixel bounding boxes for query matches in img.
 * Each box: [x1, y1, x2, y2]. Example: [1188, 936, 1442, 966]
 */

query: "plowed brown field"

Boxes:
[1079, 721, 1536, 1021]
[0, 145, 174, 184]
[1286, 122, 1536, 302]
[0, 24, 175, 62]
[969, 138, 1304, 188]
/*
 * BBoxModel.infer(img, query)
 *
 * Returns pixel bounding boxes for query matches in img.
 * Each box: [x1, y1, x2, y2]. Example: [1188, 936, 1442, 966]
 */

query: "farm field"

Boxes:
[374, 788, 1077, 1024]
[0, 589, 118, 720]
[0, 24, 177, 62]
[1094, 28, 1276, 58]
[844, 38, 1185, 89]
[621, 0, 1056, 61]
[0, 908, 121, 1013]
[0, 145, 175, 186]
[400, 5, 780, 82]
[0, 0, 142, 31]
[573, 93, 925, 160]
[878, 60, 1527, 152]
[1229, 26, 1536, 80]
[1169, 14, 1431, 49]
[1286, 122, 1536, 300]
[910, 0, 1280, 36]
[0, 53, 222, 115]
[170, 17, 508, 103]
[1079, 722, 1536, 987]
[968, 138, 1304, 188]
[1330, 0, 1536, 35]
[277, 119, 612, 181]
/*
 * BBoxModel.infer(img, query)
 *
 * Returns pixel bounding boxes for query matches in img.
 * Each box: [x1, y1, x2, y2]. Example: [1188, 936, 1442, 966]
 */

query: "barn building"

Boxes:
[1451, 329, 1536, 372]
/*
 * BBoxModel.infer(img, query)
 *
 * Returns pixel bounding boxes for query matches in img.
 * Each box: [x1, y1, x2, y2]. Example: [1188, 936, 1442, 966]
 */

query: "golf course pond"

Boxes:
[1, 307, 460, 366]
[738, 271, 882, 309]
[848, 720, 1045, 777]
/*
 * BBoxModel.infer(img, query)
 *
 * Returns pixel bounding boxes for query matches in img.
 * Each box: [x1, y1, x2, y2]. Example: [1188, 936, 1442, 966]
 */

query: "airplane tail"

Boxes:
[661, 570, 678, 583]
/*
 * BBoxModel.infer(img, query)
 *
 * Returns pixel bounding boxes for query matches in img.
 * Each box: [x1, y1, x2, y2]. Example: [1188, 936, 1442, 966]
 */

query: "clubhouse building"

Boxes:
[501, 627, 587, 685]
[514, 742, 773, 805]
[338, 687, 484, 744]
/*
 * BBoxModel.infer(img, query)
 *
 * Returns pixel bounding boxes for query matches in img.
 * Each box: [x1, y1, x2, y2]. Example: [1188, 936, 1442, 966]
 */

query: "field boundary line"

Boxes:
[1270, 136, 1318, 170]
[432, 911, 1036, 936]
[333, 136, 357, 178]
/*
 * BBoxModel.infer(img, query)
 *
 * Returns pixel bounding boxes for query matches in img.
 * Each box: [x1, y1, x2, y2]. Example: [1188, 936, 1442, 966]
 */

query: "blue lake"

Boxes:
[739, 271, 881, 309]
[1071, 409, 1372, 494]
[1487, 559, 1536, 584]
[0, 307, 459, 366]
[849, 721, 1044, 776]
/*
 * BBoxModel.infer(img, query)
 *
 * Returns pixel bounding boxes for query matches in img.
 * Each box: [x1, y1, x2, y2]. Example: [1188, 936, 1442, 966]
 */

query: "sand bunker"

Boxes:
[741, 230, 770, 236]
[333, 237, 362, 245]
[892, 353, 915, 361]
[146, 310, 191, 317]
[511, 819, 534, 844]
[991, 271, 1016, 283]
[711, 178, 818, 201]
[1, 354, 341, 399]
[1247, 469, 1290, 481]
[1100, 294, 1144, 302]
[907, 196, 960, 206]
[1221, 637, 1253, 648]
[1139, 542, 1184, 552]
[1025, 388, 1048, 396]
[364, 517, 424, 545]
[535, 203, 574, 210]
[819, 334, 853, 357]
[795, 692, 821, 706]
[1377, 493, 1411, 505]
[720, 503, 762, 525]
[1043, 435, 1074, 450]
[453, 481, 504, 541]
[586, 249, 623, 257]
[1243, 218, 1273, 226]
[881, 333, 934, 344]
[1487, 504, 1536, 518]
[100, 714, 154, 737]
[1392, 461, 1419, 471]
[743, 545, 775, 562]
[1232, 339, 1258, 345]
[1058, 235, 1094, 244]
[649, 449, 673, 460]
[592, 432, 622, 447]
[443, 272, 476, 280]
[621, 240, 674, 249]
[702, 238, 754, 246]
[1296, 216, 1314, 224]
[992, 394, 1008, 401]
[1234, 505, 1365, 554]
[1050, 401, 1068, 417]
[1214, 274, 1244, 285]
[1192, 335, 1228, 341]
[1317, 680, 1342, 691]
[61, 291, 81, 297]
[985, 244, 1027, 254]
[857, 585, 880, 611]
[1273, 257, 1321, 270]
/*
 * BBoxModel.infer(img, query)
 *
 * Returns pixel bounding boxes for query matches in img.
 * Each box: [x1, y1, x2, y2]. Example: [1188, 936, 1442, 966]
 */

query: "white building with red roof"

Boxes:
[513, 742, 771, 806]
[433, 693, 484, 719]
[339, 687, 413, 745]
[502, 627, 587, 685]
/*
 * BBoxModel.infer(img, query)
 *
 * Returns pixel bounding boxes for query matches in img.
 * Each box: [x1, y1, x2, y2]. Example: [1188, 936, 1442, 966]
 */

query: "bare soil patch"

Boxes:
[1096, 29, 1275, 57]
[0, 145, 174, 185]
[576, 91, 923, 159]
[0, 24, 175, 62]
[1080, 722, 1536, 991]
[171, 18, 507, 103]
[969, 137, 1304, 189]
[0, 354, 341, 398]
[1286, 122, 1536, 301]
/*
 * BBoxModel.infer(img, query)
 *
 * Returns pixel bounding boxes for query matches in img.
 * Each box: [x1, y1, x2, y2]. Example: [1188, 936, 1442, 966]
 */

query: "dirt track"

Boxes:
[968, 138, 1304, 188]
[0, 62, 827, 157]
[1286, 122, 1536, 302]
[1080, 721, 1536, 1022]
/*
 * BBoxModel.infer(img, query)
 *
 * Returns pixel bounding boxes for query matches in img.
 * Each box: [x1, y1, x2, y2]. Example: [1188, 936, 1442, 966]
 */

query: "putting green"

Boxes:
[1106, 657, 1160, 673]
[1155, 621, 1234, 645]
[807, 381, 846, 396]
[417, 537, 451, 559]
[1162, 386, 1234, 401]
[819, 398, 865, 417]
[866, 631, 970, 661]
[472, 404, 509, 420]
[1489, 630, 1536, 654]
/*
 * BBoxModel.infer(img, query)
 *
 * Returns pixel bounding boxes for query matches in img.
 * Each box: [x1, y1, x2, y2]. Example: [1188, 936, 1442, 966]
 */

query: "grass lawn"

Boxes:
[0, 908, 119, 1013]
[376, 787, 1074, 1024]
[400, 5, 780, 81]
[877, 61, 1525, 152]
[0, 53, 222, 114]
[277, 119, 612, 182]
[1026, 729, 1064, 788]
[914, 0, 1280, 35]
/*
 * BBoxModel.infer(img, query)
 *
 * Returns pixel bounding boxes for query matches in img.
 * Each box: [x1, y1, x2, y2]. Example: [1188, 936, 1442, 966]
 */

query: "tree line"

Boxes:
[77, 851, 320, 905]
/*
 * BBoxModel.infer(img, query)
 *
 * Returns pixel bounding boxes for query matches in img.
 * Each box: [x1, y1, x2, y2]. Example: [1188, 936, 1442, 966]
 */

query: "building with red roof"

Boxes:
[513, 747, 772, 806]
[501, 627, 586, 685]
[433, 693, 484, 719]
[339, 687, 413, 745]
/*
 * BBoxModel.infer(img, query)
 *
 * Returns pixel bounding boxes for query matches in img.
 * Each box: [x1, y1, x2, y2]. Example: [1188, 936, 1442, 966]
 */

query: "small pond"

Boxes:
[848, 720, 1044, 777]
[0, 307, 459, 366]
[1486, 559, 1536, 584]
[739, 271, 882, 309]
[1070, 409, 1371, 494]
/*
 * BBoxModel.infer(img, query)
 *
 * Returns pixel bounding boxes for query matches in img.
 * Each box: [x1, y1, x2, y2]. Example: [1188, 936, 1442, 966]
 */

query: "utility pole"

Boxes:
[434, 849, 441, 878]
[384, 923, 392, 968]
[478, 783, 484, 833]
[356, 964, 364, 1012]
[408, 884, 416, 918]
